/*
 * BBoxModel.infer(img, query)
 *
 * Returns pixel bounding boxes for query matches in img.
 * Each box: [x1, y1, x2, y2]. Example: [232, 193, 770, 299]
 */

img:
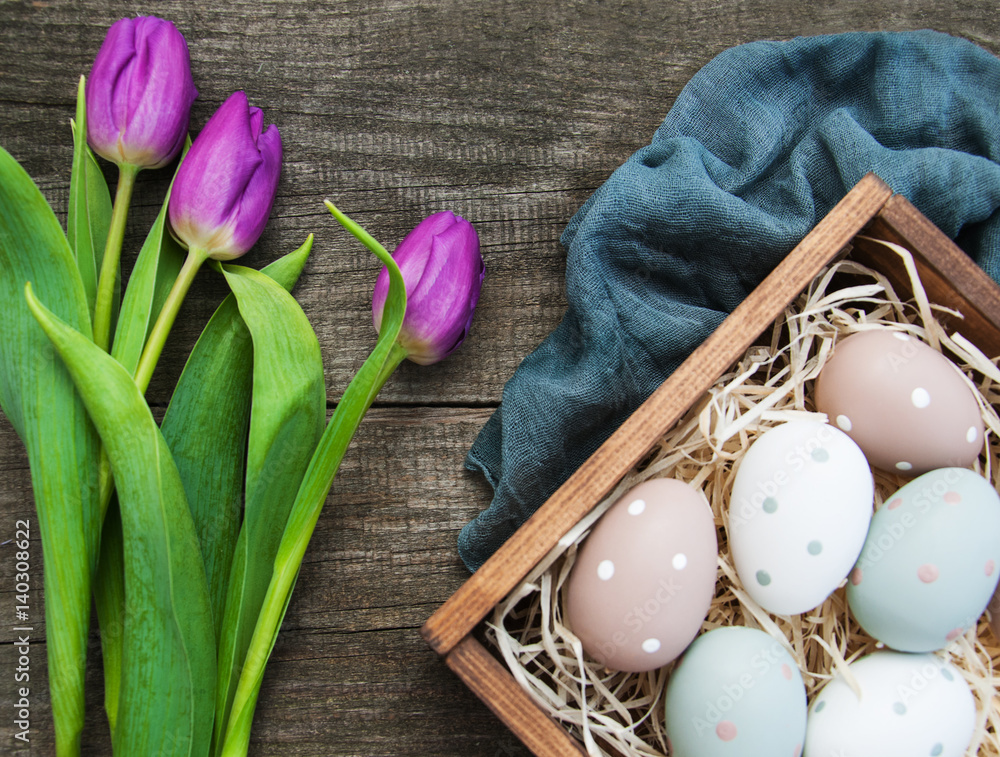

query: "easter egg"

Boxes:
[564, 478, 717, 672]
[728, 420, 874, 615]
[847, 467, 1000, 652]
[664, 626, 807, 757]
[804, 651, 975, 757]
[814, 329, 983, 476]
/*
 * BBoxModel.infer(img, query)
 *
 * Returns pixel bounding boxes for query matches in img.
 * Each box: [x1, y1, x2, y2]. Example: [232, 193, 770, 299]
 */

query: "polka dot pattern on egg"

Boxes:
[836, 414, 853, 431]
[911, 387, 931, 408]
[565, 478, 719, 674]
[815, 330, 985, 476]
[715, 721, 737, 741]
[729, 419, 874, 616]
[810, 447, 830, 462]
[847, 468, 1000, 653]
[803, 652, 976, 757]
[917, 564, 939, 584]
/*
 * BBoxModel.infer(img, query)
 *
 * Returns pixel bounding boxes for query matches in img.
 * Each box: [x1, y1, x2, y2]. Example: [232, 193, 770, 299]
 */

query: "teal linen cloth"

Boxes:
[459, 30, 1000, 572]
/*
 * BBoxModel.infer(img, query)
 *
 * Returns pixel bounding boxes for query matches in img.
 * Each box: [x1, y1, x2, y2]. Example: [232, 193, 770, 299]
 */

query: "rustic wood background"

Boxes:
[1, 2, 998, 755]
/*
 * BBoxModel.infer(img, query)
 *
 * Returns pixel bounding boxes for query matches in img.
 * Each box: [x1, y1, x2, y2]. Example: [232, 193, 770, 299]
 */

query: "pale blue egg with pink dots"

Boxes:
[804, 651, 975, 757]
[664, 627, 806, 757]
[847, 467, 1000, 652]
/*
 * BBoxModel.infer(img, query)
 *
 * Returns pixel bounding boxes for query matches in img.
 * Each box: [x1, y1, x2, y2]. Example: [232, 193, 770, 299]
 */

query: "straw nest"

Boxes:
[486, 239, 1000, 756]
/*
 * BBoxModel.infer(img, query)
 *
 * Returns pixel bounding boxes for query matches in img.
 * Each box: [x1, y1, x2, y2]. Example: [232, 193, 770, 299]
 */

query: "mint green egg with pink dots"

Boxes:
[846, 467, 1000, 652]
[664, 626, 806, 757]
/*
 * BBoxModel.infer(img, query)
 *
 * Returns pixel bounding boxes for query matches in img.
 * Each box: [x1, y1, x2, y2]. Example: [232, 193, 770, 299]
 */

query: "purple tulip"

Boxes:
[372, 211, 485, 365]
[86, 16, 197, 170]
[168, 91, 282, 261]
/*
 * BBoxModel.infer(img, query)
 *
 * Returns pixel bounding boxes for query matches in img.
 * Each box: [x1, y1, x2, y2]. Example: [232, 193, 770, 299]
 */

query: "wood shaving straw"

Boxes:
[486, 239, 1000, 756]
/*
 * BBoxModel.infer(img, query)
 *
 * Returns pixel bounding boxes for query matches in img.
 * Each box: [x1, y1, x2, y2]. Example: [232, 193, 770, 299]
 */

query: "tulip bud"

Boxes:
[372, 211, 484, 365]
[168, 91, 282, 261]
[86, 16, 197, 170]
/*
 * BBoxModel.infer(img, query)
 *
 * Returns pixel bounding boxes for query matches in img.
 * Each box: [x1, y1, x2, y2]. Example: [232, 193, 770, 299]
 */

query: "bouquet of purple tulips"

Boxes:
[0, 16, 484, 757]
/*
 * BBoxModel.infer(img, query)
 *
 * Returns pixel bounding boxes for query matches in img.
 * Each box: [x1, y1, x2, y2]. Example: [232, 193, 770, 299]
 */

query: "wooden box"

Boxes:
[421, 173, 1000, 756]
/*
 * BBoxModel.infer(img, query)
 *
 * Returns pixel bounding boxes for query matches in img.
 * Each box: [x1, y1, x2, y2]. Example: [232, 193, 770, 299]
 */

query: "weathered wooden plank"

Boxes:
[445, 635, 588, 757]
[3, 1, 993, 409]
[2, 1, 1000, 755]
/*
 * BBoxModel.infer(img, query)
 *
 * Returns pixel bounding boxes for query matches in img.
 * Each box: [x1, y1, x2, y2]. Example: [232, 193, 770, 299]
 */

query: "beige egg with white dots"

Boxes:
[564, 479, 718, 673]
[814, 330, 984, 476]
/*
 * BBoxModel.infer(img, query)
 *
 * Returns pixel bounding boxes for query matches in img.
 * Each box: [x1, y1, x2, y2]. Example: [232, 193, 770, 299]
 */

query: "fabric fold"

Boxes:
[460, 29, 1000, 572]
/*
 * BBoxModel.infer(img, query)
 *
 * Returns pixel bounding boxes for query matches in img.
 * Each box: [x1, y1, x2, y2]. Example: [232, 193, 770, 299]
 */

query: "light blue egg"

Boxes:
[664, 627, 806, 757]
[847, 468, 1000, 652]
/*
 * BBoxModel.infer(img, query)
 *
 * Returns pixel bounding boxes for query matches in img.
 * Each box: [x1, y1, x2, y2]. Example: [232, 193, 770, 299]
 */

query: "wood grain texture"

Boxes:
[859, 196, 1000, 356]
[445, 636, 587, 757]
[1, 1, 999, 754]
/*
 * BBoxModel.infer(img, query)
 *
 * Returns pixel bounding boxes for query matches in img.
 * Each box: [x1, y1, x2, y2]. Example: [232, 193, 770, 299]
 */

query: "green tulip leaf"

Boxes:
[0, 146, 100, 756]
[68, 75, 113, 322]
[94, 239, 315, 736]
[162, 237, 315, 636]
[218, 203, 408, 756]
[93, 138, 185, 731]
[212, 258, 326, 753]
[25, 285, 216, 757]
[110, 136, 190, 376]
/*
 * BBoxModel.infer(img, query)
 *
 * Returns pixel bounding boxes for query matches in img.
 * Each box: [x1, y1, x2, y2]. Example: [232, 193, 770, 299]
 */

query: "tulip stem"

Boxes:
[133, 246, 209, 394]
[93, 163, 138, 352]
[218, 339, 409, 757]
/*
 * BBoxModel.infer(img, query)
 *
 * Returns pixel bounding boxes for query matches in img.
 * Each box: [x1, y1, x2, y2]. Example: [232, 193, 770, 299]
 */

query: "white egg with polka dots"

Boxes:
[804, 651, 975, 757]
[814, 329, 984, 476]
[729, 420, 874, 615]
[564, 478, 717, 673]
